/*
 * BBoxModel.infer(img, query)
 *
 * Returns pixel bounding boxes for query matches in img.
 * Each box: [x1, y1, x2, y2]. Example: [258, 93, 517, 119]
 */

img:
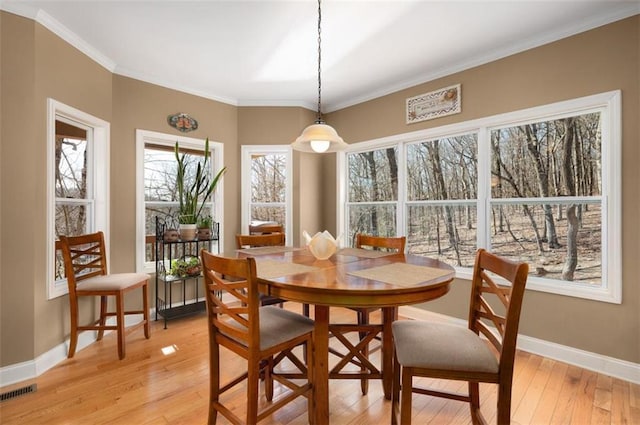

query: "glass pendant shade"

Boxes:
[292, 121, 348, 153]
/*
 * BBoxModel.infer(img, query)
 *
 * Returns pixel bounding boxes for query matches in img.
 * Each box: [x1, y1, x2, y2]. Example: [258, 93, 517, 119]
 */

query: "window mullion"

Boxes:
[477, 126, 490, 250]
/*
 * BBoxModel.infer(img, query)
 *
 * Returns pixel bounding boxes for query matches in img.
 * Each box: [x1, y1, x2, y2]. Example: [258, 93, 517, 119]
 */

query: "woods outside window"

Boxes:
[240, 146, 293, 243]
[340, 91, 621, 303]
[48, 99, 110, 299]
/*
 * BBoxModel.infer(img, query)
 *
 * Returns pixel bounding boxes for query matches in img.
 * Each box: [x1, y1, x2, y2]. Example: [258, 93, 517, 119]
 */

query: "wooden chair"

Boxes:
[342, 234, 406, 394]
[236, 233, 288, 308]
[200, 250, 315, 424]
[249, 223, 284, 235]
[59, 231, 150, 360]
[236, 232, 286, 250]
[391, 248, 529, 425]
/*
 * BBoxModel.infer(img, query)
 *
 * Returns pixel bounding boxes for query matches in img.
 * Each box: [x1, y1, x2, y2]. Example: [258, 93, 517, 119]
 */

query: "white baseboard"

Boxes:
[0, 314, 145, 388]
[399, 306, 640, 385]
[3, 307, 639, 388]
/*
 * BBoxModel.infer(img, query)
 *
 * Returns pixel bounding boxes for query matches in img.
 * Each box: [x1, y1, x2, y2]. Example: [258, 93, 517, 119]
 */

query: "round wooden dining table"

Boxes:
[231, 246, 455, 424]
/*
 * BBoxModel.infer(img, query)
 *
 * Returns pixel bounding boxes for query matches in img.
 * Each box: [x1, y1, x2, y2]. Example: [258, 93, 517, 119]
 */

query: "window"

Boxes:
[240, 146, 292, 242]
[47, 99, 109, 299]
[339, 91, 621, 303]
[346, 146, 400, 247]
[405, 134, 478, 268]
[136, 130, 224, 273]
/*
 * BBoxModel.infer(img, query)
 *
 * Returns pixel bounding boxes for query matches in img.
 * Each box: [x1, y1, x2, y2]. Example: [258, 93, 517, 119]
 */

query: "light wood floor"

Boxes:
[1, 307, 639, 424]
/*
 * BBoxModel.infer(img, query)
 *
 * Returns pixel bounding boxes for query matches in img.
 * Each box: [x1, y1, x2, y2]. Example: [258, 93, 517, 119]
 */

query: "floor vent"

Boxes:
[0, 384, 37, 402]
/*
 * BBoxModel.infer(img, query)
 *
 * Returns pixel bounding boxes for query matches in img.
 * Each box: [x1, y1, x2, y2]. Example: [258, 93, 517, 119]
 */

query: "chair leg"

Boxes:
[246, 358, 261, 424]
[68, 303, 79, 359]
[496, 381, 513, 425]
[97, 295, 108, 341]
[303, 304, 310, 360]
[265, 356, 274, 401]
[306, 337, 315, 425]
[400, 368, 413, 424]
[116, 293, 126, 360]
[208, 342, 220, 425]
[358, 310, 369, 395]
[142, 283, 150, 339]
[391, 352, 401, 425]
[467, 381, 480, 424]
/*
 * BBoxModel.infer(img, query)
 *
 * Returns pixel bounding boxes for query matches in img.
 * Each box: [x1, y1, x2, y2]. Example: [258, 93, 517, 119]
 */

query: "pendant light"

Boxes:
[292, 0, 347, 153]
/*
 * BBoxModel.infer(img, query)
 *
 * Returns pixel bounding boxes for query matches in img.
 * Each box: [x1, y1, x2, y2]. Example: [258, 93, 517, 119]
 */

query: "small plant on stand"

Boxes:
[169, 256, 202, 277]
[197, 215, 213, 240]
[175, 138, 226, 240]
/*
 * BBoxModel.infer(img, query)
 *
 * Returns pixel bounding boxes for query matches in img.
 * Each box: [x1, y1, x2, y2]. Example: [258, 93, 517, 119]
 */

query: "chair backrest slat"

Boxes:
[355, 234, 406, 253]
[59, 232, 108, 293]
[201, 250, 261, 350]
[468, 249, 529, 374]
[236, 233, 285, 249]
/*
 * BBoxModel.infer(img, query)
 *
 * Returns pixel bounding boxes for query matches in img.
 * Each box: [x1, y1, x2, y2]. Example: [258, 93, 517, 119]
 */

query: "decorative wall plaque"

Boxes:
[406, 84, 461, 124]
[167, 113, 198, 132]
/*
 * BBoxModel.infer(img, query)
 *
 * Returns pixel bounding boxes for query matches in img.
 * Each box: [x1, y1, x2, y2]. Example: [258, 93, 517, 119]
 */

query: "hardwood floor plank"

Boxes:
[512, 356, 554, 424]
[610, 377, 631, 425]
[529, 360, 569, 424]
[1, 308, 638, 425]
[570, 368, 597, 425]
[549, 364, 584, 424]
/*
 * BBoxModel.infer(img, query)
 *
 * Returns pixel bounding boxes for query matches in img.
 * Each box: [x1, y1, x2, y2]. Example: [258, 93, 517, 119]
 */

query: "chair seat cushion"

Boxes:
[77, 273, 150, 291]
[392, 320, 499, 374]
[258, 306, 315, 351]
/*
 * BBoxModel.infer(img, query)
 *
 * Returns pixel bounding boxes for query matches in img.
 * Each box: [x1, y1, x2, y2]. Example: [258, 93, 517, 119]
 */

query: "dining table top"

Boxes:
[222, 246, 455, 308]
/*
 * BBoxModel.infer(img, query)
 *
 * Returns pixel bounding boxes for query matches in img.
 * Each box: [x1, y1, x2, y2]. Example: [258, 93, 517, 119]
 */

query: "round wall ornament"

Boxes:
[167, 113, 198, 132]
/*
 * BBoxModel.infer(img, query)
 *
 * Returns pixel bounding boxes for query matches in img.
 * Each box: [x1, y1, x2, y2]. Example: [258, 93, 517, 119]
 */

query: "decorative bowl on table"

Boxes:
[303, 230, 340, 260]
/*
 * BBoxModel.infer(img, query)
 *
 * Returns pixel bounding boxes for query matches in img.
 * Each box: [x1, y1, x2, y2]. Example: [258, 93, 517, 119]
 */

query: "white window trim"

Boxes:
[47, 98, 110, 299]
[338, 90, 621, 303]
[240, 145, 293, 243]
[135, 130, 225, 274]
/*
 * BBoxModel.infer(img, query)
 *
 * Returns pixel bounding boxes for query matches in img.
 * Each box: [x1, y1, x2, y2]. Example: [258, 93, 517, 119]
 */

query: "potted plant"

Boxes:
[197, 214, 213, 240]
[175, 138, 226, 240]
[169, 255, 201, 277]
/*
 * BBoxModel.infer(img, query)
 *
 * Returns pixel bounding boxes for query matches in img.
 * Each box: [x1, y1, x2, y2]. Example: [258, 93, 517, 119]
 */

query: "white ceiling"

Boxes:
[3, 1, 639, 112]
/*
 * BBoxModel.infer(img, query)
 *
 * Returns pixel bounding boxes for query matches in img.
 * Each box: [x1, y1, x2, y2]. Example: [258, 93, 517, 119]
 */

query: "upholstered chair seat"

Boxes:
[393, 321, 499, 374]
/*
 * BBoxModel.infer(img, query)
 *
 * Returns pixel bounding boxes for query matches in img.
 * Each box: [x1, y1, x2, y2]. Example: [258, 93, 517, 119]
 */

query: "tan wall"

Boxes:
[0, 12, 115, 365]
[1, 12, 38, 367]
[328, 16, 640, 363]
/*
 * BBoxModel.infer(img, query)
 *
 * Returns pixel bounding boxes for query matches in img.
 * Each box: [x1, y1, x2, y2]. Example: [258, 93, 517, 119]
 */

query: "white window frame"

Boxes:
[47, 98, 110, 299]
[135, 130, 225, 274]
[338, 90, 621, 303]
[240, 145, 293, 243]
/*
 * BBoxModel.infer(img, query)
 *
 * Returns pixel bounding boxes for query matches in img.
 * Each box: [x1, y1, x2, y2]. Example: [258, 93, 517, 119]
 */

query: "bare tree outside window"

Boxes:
[406, 134, 478, 267]
[54, 121, 89, 280]
[347, 147, 398, 245]
[491, 113, 602, 283]
[250, 153, 286, 228]
[345, 114, 602, 283]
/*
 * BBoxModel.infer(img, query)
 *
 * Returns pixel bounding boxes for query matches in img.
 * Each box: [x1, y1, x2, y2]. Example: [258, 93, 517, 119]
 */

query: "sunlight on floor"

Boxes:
[161, 344, 179, 356]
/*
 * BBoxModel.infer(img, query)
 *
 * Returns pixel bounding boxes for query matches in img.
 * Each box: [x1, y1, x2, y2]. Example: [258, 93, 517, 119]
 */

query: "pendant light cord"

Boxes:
[316, 0, 323, 123]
